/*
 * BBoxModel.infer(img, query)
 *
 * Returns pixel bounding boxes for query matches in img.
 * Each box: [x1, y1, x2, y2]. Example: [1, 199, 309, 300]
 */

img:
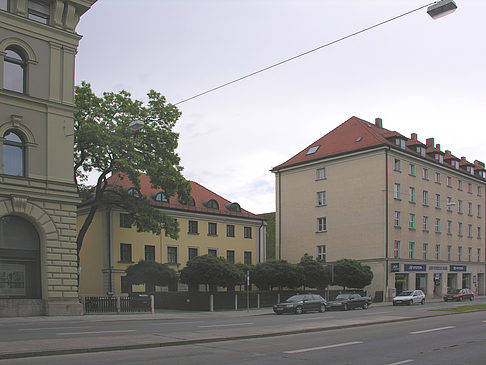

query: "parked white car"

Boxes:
[392, 290, 425, 306]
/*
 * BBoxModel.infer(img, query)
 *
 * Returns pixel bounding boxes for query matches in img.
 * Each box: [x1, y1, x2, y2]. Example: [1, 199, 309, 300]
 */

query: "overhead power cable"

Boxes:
[174, 2, 433, 106]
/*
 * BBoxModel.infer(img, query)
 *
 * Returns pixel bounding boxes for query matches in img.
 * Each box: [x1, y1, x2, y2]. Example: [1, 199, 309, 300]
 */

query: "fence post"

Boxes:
[235, 293, 238, 311]
[257, 293, 260, 309]
[209, 294, 214, 312]
[150, 295, 154, 314]
[116, 296, 121, 313]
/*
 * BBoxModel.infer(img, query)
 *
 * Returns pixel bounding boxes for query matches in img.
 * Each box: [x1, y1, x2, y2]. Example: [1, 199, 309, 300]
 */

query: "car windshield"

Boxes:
[285, 295, 305, 302]
[398, 291, 413, 296]
[448, 289, 461, 294]
[335, 294, 351, 300]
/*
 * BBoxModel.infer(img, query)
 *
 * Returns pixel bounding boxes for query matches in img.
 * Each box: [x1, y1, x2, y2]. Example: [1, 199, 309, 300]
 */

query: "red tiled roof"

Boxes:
[106, 173, 261, 220]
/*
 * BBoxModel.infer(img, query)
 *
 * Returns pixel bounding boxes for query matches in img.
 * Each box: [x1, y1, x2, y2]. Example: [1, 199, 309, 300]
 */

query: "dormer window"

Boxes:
[479, 171, 486, 178]
[127, 188, 140, 198]
[466, 166, 474, 175]
[154, 192, 168, 202]
[306, 146, 320, 155]
[28, 1, 50, 24]
[435, 154, 443, 164]
[225, 202, 241, 213]
[416, 146, 425, 157]
[203, 199, 219, 210]
[394, 138, 405, 149]
[451, 160, 459, 169]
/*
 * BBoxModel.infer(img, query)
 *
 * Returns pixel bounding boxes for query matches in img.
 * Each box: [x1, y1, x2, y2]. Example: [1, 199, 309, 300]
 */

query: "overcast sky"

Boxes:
[75, 0, 485, 215]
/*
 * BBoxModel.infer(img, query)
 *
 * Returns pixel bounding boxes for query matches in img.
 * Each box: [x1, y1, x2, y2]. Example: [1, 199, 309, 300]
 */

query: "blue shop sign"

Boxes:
[450, 265, 467, 272]
[404, 264, 426, 272]
[429, 265, 448, 271]
[390, 263, 400, 272]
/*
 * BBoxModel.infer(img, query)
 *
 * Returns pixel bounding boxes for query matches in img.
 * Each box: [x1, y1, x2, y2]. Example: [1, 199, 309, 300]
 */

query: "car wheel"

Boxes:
[408, 300, 413, 306]
[393, 302, 397, 306]
[319, 304, 326, 313]
[459, 296, 463, 301]
[362, 302, 368, 310]
[295, 306, 303, 315]
[276, 312, 282, 315]
[344, 303, 348, 311]
[421, 299, 425, 305]
[470, 296, 474, 301]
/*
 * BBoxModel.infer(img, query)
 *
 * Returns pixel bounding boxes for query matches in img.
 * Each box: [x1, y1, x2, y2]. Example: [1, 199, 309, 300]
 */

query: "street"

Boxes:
[0, 298, 484, 364]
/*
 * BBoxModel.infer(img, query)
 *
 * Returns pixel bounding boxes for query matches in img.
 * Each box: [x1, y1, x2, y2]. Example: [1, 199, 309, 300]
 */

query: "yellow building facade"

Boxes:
[273, 117, 485, 301]
[78, 174, 266, 295]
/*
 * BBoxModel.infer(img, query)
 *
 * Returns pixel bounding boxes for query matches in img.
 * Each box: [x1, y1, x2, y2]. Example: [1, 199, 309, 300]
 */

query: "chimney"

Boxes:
[411, 133, 418, 140]
[426, 138, 434, 147]
[461, 156, 467, 161]
[375, 118, 382, 128]
[445, 150, 451, 155]
[436, 144, 441, 150]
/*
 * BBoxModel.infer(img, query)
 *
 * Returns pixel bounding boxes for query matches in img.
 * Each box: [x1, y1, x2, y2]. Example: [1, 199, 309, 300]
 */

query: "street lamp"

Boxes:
[427, 0, 458, 20]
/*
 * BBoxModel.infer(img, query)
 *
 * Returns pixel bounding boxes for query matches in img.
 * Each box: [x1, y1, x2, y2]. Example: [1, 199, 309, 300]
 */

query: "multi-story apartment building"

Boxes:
[273, 116, 485, 300]
[78, 173, 266, 295]
[0, 0, 95, 316]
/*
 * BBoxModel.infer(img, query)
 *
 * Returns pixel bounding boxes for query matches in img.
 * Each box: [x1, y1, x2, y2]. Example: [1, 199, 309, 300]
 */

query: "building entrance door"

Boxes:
[462, 273, 471, 289]
[395, 273, 408, 294]
[416, 274, 427, 294]
[447, 273, 458, 293]
[433, 273, 442, 298]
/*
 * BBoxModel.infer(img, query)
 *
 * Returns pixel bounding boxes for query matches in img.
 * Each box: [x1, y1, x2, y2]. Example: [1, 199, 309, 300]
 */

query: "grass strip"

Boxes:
[432, 304, 486, 312]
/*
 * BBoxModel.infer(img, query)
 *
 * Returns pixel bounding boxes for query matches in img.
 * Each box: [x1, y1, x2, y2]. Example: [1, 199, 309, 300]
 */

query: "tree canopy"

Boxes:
[125, 260, 177, 293]
[251, 260, 303, 290]
[74, 82, 191, 255]
[299, 254, 330, 290]
[179, 255, 243, 289]
[332, 259, 373, 290]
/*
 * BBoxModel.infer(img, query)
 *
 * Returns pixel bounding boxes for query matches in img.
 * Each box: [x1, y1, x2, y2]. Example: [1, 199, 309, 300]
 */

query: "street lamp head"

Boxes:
[129, 120, 144, 131]
[427, 0, 458, 20]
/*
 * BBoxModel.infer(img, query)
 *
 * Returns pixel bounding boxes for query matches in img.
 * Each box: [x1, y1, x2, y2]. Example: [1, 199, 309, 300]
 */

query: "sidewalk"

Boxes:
[0, 297, 482, 360]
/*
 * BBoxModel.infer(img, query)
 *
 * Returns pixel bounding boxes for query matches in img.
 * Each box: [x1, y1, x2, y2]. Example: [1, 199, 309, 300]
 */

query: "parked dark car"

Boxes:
[327, 293, 372, 310]
[273, 294, 327, 315]
[443, 288, 474, 302]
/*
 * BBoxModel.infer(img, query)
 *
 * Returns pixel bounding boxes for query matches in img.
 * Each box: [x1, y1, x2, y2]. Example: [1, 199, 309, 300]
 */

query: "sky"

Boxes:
[75, 0, 485, 215]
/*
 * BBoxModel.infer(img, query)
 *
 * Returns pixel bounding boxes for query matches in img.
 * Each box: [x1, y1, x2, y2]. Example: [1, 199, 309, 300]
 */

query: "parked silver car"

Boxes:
[392, 289, 425, 306]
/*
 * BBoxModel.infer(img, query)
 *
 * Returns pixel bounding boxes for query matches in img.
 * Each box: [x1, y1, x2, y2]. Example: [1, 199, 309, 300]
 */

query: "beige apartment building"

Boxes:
[0, 0, 95, 316]
[273, 116, 485, 301]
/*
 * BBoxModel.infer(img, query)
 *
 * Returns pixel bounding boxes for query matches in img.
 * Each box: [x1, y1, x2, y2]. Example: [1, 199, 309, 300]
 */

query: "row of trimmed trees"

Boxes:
[124, 254, 373, 292]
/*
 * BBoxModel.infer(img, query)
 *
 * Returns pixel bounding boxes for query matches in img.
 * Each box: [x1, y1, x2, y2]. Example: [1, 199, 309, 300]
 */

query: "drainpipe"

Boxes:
[385, 149, 390, 296]
[277, 172, 282, 260]
[107, 208, 113, 295]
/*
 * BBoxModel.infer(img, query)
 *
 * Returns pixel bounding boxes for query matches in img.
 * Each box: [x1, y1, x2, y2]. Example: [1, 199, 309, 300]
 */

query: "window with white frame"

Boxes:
[478, 186, 482, 196]
[394, 183, 401, 199]
[468, 224, 472, 238]
[478, 205, 482, 218]
[435, 172, 441, 184]
[446, 197, 453, 211]
[394, 211, 401, 227]
[458, 180, 463, 190]
[468, 247, 472, 262]
[423, 216, 429, 231]
[468, 183, 473, 194]
[458, 200, 463, 213]
[435, 244, 440, 260]
[2, 130, 25, 176]
[446, 176, 452, 187]
[423, 243, 428, 260]
[3, 47, 27, 93]
[423, 190, 429, 206]
[28, 0, 50, 24]
[447, 220, 452, 235]
[316, 168, 326, 180]
[458, 246, 462, 261]
[458, 222, 463, 236]
[468, 202, 472, 216]
[316, 191, 326, 206]
[435, 218, 441, 233]
[422, 168, 429, 180]
[409, 164, 416, 176]
[317, 217, 327, 232]
[409, 187, 415, 203]
[447, 245, 452, 261]
[409, 214, 415, 229]
[409, 242, 415, 259]
[394, 240, 400, 259]
[167, 246, 178, 264]
[478, 227, 482, 239]
[478, 248, 481, 263]
[435, 194, 441, 209]
[317, 245, 326, 262]
[394, 159, 401, 172]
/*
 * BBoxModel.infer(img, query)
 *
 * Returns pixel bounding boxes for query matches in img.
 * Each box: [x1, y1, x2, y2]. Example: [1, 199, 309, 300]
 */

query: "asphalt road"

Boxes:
[1, 309, 485, 365]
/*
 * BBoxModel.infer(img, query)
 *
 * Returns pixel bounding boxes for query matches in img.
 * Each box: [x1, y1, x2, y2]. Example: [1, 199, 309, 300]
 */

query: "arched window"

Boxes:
[3, 47, 26, 93]
[127, 188, 140, 198]
[154, 192, 168, 202]
[0, 215, 41, 298]
[2, 130, 24, 176]
[203, 199, 219, 210]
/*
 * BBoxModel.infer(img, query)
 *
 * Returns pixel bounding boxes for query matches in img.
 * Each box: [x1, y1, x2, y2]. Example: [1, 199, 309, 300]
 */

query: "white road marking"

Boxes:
[284, 341, 363, 354]
[199, 322, 254, 328]
[19, 326, 91, 331]
[56, 330, 137, 335]
[387, 360, 414, 365]
[409, 326, 455, 335]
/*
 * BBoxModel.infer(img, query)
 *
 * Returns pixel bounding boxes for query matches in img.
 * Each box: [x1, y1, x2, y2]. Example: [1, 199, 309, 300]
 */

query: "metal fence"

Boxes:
[81, 295, 153, 314]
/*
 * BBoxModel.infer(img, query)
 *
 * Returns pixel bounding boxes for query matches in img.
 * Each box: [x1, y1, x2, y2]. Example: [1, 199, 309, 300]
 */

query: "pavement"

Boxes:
[0, 297, 484, 360]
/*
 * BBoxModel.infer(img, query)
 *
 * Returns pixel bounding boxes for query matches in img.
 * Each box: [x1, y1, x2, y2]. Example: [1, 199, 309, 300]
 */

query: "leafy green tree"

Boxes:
[299, 254, 330, 290]
[179, 255, 242, 290]
[251, 260, 303, 290]
[333, 259, 374, 290]
[125, 260, 177, 293]
[234, 262, 254, 290]
[74, 82, 191, 256]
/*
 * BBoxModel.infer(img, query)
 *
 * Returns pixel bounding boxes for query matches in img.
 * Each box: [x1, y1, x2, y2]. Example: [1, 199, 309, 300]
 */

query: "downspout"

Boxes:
[258, 219, 267, 263]
[106, 208, 113, 294]
[277, 172, 282, 260]
[385, 149, 389, 292]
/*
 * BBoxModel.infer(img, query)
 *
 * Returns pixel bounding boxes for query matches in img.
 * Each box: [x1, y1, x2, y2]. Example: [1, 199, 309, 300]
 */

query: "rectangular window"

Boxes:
[188, 220, 198, 234]
[244, 251, 252, 265]
[435, 194, 441, 209]
[435, 172, 441, 184]
[409, 242, 415, 259]
[188, 247, 198, 261]
[423, 216, 429, 231]
[447, 245, 452, 261]
[446, 176, 452, 187]
[208, 248, 217, 256]
[478, 186, 482, 196]
[28, 0, 50, 24]
[0, 0, 9, 11]
[447, 220, 452, 235]
[458, 222, 463, 236]
[120, 213, 132, 228]
[244, 226, 252, 238]
[458, 200, 463, 214]
[316, 168, 326, 180]
[435, 244, 440, 260]
[316, 191, 326, 206]
[422, 168, 429, 180]
[409, 164, 416, 176]
[468, 183, 473, 194]
[226, 224, 235, 237]
[468, 247, 472, 262]
[394, 183, 401, 199]
[478, 227, 482, 239]
[144, 245, 155, 261]
[478, 205, 482, 218]
[446, 197, 453, 211]
[208, 222, 217, 236]
[458, 180, 463, 190]
[167, 246, 178, 264]
[317, 217, 327, 232]
[422, 190, 429, 206]
[468, 202, 473, 216]
[394, 159, 401, 172]
[423, 243, 428, 260]
[435, 218, 441, 233]
[226, 250, 235, 264]
[409, 187, 415, 203]
[478, 248, 481, 263]
[409, 214, 415, 229]
[120, 243, 132, 263]
[458, 246, 463, 261]
[394, 240, 400, 259]
[468, 224, 473, 238]
[317, 245, 326, 262]
[394, 211, 401, 227]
